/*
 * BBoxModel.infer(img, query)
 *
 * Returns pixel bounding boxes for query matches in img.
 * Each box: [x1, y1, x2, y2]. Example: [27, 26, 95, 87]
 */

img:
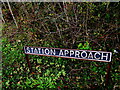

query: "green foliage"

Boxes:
[78, 41, 92, 50]
[25, 77, 56, 88]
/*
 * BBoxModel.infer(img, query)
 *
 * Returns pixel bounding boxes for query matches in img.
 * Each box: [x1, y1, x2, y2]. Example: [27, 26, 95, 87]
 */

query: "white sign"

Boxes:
[24, 46, 112, 62]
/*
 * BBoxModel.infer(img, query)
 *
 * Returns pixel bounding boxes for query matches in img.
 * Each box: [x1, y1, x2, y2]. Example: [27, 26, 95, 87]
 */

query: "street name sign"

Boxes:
[24, 46, 112, 62]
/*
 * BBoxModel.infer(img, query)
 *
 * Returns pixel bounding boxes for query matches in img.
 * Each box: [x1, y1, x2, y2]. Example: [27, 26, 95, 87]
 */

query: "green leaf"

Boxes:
[78, 43, 83, 48]
[98, 14, 100, 17]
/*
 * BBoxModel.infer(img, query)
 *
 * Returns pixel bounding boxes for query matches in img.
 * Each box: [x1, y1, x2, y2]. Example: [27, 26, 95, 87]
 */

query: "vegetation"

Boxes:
[2, 2, 120, 89]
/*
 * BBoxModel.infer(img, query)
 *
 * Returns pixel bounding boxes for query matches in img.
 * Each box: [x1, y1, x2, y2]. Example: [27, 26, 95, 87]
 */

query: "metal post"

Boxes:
[25, 54, 32, 72]
[105, 62, 111, 86]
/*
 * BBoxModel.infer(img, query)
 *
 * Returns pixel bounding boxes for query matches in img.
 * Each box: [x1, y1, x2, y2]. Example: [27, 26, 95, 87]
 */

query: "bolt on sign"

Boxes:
[24, 46, 112, 62]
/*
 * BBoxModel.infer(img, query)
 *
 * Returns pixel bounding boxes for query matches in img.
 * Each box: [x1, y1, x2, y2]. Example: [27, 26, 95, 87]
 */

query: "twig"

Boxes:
[2, 2, 7, 9]
[22, 3, 29, 19]
[86, 3, 89, 38]
[69, 67, 89, 74]
[73, 4, 78, 26]
[55, 21, 62, 39]
[0, 7, 5, 23]
[63, 2, 71, 27]
[7, 0, 18, 28]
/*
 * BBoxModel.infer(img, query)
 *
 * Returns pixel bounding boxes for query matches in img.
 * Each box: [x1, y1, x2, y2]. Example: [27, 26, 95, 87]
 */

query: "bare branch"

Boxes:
[7, 0, 18, 28]
[0, 7, 5, 23]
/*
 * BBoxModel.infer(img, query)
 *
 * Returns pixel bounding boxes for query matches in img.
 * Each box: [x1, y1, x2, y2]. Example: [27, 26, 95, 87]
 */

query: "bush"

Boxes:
[2, 2, 120, 89]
